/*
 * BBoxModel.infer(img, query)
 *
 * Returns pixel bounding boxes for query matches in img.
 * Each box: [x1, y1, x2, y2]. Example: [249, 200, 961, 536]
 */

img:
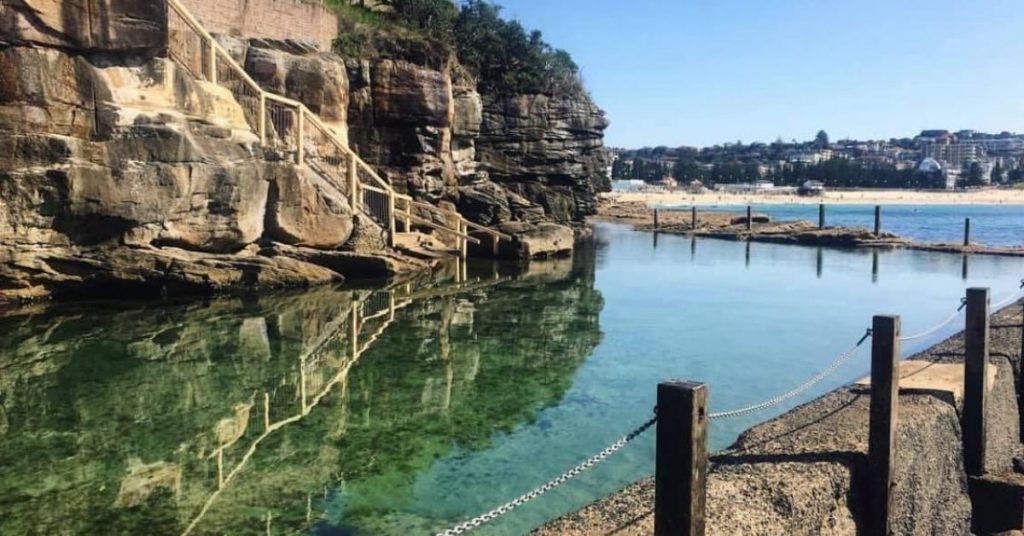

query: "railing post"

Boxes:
[258, 93, 267, 145]
[874, 205, 882, 237]
[207, 38, 217, 84]
[964, 287, 991, 477]
[459, 219, 468, 260]
[347, 158, 358, 211]
[819, 203, 826, 229]
[868, 314, 901, 536]
[295, 108, 305, 166]
[655, 380, 708, 536]
[387, 193, 397, 248]
[964, 218, 971, 248]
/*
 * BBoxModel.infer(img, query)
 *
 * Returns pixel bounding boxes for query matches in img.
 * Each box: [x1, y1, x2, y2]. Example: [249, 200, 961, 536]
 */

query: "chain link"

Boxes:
[435, 415, 657, 536]
[709, 329, 872, 420]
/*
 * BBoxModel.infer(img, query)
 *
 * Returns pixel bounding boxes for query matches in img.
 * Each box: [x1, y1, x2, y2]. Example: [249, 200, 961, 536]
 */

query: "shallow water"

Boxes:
[661, 203, 1024, 247]
[2, 223, 1024, 535]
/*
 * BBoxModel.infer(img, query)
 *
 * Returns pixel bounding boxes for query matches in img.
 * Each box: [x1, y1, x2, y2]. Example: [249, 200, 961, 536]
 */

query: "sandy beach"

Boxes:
[606, 188, 1024, 207]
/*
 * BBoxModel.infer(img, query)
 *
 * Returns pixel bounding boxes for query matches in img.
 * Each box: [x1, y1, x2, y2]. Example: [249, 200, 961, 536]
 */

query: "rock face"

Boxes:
[0, 3, 610, 301]
[477, 93, 611, 224]
[0, 13, 428, 302]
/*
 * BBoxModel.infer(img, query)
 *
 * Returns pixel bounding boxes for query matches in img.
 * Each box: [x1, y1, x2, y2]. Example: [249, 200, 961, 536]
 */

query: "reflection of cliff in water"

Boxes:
[0, 252, 603, 535]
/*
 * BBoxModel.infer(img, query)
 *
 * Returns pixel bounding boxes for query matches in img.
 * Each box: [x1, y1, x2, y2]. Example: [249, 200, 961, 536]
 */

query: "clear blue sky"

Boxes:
[493, 0, 1024, 148]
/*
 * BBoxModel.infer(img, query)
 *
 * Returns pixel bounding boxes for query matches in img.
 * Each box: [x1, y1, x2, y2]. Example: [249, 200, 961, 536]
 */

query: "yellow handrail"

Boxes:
[166, 0, 508, 255]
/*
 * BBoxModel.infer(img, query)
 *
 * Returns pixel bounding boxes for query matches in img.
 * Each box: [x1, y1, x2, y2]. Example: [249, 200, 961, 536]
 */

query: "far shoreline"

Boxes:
[605, 187, 1024, 207]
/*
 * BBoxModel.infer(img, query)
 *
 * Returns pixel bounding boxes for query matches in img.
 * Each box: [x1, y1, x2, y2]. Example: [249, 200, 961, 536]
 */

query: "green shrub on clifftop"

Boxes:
[325, 0, 583, 95]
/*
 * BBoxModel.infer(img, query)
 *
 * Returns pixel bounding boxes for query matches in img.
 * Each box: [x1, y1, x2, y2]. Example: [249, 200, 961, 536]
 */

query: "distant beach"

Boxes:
[606, 188, 1024, 206]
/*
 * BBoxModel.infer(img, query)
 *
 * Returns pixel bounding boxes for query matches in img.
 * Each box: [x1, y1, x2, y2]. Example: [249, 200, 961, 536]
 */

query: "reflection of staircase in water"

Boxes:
[180, 271, 510, 535]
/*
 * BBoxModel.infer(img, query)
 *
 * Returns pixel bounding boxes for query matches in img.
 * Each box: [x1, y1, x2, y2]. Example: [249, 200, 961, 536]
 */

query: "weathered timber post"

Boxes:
[868, 314, 901, 536]
[964, 218, 972, 247]
[964, 287, 991, 477]
[691, 206, 698, 229]
[874, 205, 882, 237]
[654, 208, 660, 230]
[655, 381, 708, 536]
[819, 203, 826, 229]
[746, 206, 753, 231]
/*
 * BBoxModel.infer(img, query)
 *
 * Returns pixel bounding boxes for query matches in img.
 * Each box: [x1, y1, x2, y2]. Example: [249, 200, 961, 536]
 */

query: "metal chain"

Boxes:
[709, 329, 872, 420]
[900, 299, 966, 342]
[436, 280, 1024, 535]
[435, 415, 658, 536]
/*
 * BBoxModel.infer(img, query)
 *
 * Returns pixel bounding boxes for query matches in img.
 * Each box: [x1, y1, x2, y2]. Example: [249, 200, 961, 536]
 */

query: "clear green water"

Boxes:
[2, 222, 1024, 535]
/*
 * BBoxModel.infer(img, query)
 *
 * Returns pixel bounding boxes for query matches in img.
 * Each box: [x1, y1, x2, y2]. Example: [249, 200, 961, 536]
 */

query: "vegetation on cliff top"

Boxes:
[325, 0, 583, 95]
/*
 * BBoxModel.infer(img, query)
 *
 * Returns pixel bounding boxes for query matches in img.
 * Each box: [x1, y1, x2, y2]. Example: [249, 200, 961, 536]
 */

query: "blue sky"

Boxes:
[492, 0, 1024, 148]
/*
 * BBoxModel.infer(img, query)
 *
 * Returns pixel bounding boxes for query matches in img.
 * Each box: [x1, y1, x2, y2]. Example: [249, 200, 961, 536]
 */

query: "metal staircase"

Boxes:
[165, 0, 509, 257]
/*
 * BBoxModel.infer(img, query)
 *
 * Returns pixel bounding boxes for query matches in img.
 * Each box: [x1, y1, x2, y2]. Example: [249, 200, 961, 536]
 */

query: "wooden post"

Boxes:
[819, 204, 826, 229]
[654, 208, 660, 230]
[691, 206, 698, 229]
[874, 205, 882, 237]
[964, 218, 971, 247]
[492, 235, 500, 258]
[746, 206, 753, 231]
[964, 287, 991, 477]
[655, 381, 708, 536]
[868, 314, 901, 536]
[347, 158, 358, 211]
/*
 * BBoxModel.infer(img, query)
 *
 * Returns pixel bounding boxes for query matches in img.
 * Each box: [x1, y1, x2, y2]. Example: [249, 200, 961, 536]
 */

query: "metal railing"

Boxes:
[165, 0, 508, 256]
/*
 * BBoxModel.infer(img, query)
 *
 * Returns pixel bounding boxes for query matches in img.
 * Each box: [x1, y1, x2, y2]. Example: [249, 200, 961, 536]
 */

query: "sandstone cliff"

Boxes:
[0, 0, 610, 302]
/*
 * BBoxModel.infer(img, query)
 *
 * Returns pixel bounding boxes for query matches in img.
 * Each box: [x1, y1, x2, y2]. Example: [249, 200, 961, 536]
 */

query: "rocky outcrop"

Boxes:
[0, 18, 429, 302]
[477, 92, 611, 224]
[0, 0, 167, 51]
[0, 2, 611, 301]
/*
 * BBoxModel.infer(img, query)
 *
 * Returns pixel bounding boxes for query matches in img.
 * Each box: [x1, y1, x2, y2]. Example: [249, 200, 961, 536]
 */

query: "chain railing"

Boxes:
[164, 0, 509, 256]
[437, 414, 658, 536]
[435, 283, 1024, 534]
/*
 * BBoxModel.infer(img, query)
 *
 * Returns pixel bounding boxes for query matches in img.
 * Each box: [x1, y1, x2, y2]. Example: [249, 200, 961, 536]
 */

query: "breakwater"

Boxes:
[600, 200, 1024, 257]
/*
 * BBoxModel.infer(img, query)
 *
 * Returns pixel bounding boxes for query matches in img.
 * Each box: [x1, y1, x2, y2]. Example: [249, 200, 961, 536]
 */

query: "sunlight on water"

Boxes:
[1, 222, 1023, 535]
